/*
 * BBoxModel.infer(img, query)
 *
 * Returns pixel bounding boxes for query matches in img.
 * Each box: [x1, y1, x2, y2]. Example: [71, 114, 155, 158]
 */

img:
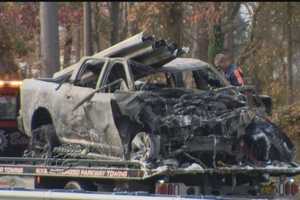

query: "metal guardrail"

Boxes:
[0, 190, 289, 200]
[0, 190, 211, 200]
[0, 189, 292, 200]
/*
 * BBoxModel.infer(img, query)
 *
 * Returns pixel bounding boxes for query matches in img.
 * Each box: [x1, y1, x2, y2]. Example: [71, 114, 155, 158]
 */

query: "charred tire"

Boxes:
[130, 131, 160, 162]
[30, 124, 58, 158]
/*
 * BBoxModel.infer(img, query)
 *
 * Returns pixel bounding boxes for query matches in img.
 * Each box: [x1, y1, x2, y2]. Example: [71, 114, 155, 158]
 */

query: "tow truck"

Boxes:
[0, 156, 298, 199]
[0, 80, 28, 157]
[0, 81, 299, 199]
[0, 32, 300, 199]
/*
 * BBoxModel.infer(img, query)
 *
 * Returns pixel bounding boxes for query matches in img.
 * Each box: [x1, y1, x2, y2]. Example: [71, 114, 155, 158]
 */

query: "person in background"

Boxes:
[214, 52, 245, 86]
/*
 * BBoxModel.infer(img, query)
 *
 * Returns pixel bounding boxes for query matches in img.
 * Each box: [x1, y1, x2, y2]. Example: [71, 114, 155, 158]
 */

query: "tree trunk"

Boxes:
[191, 22, 199, 58]
[224, 29, 234, 52]
[63, 24, 72, 68]
[83, 2, 93, 56]
[40, 2, 60, 77]
[110, 2, 120, 45]
[207, 3, 224, 64]
[73, 24, 81, 62]
[120, 2, 128, 40]
[223, 3, 240, 60]
[35, 32, 41, 61]
[198, 24, 209, 62]
[166, 2, 183, 47]
[287, 2, 294, 104]
[33, 32, 40, 76]
[208, 25, 224, 63]
[91, 2, 100, 53]
[0, 23, 17, 78]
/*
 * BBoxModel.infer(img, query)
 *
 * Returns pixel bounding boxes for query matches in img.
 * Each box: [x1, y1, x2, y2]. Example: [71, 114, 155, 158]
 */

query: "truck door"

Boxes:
[57, 59, 109, 151]
[85, 60, 134, 159]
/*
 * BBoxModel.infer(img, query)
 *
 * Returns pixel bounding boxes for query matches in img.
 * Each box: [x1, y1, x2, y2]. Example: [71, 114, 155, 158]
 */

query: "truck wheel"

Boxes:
[130, 132, 159, 162]
[64, 181, 95, 191]
[64, 181, 84, 191]
[30, 124, 58, 158]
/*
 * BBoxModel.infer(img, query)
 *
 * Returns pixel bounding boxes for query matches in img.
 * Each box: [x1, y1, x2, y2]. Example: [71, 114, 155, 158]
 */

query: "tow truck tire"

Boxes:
[64, 180, 95, 191]
[30, 124, 58, 158]
[64, 181, 84, 191]
[130, 131, 160, 162]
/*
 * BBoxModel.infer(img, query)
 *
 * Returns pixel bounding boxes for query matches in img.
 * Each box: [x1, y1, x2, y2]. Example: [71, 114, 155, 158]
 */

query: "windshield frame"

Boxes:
[133, 64, 229, 90]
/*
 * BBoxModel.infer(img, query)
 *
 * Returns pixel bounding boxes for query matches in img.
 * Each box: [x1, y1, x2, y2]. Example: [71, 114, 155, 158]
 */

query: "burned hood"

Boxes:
[114, 88, 252, 135]
[113, 88, 295, 164]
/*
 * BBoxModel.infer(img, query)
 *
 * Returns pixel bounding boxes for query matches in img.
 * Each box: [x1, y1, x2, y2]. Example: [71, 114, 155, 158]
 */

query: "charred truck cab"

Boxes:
[15, 32, 300, 198]
[0, 80, 28, 156]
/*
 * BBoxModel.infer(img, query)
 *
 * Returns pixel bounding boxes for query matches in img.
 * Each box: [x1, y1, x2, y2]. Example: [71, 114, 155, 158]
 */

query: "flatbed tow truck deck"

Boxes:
[0, 157, 299, 198]
[0, 157, 299, 180]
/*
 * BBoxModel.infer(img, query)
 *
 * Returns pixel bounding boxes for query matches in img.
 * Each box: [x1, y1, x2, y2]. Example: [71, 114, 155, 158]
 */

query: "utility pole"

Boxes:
[110, 2, 120, 45]
[83, 2, 93, 56]
[40, 2, 60, 77]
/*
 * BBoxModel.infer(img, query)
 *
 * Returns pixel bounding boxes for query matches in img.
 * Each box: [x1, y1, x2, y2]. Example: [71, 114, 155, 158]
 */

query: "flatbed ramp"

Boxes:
[0, 189, 292, 200]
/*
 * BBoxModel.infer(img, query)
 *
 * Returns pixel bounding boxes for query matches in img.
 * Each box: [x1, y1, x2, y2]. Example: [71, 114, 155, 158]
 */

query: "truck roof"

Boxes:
[162, 58, 209, 72]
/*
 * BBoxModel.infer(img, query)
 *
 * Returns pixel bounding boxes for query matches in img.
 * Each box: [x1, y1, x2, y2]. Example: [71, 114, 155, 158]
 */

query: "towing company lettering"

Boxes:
[36, 167, 128, 177]
[0, 167, 23, 174]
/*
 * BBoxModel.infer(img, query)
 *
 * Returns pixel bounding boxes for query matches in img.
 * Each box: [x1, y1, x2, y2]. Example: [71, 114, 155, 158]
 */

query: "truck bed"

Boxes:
[0, 157, 299, 180]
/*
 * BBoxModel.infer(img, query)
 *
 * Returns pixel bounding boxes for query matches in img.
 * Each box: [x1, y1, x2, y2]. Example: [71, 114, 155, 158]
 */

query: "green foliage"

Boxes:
[208, 25, 224, 63]
[0, 21, 18, 76]
[240, 2, 300, 106]
[272, 102, 300, 137]
[0, 2, 39, 57]
[14, 39, 28, 56]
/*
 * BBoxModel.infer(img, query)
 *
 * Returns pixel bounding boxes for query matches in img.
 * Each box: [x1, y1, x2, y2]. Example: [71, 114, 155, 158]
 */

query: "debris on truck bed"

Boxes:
[53, 32, 189, 79]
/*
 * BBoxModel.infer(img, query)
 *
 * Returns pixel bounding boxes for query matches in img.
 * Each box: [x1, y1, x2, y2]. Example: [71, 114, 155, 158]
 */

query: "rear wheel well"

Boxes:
[31, 107, 53, 130]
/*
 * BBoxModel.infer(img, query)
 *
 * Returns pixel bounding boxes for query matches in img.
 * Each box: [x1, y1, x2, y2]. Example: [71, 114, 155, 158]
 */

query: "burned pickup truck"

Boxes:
[19, 33, 295, 169]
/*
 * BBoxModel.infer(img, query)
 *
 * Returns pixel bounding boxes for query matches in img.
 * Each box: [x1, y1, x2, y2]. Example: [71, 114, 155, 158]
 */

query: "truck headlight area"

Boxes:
[0, 80, 22, 88]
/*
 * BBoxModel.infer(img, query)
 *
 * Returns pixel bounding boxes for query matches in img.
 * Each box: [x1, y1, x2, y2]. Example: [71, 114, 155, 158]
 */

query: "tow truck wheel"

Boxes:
[64, 181, 84, 191]
[130, 131, 159, 162]
[64, 181, 95, 191]
[30, 124, 58, 158]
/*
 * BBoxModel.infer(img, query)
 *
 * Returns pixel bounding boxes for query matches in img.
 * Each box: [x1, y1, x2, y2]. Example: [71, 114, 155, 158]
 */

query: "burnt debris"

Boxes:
[23, 32, 295, 170]
[115, 87, 295, 168]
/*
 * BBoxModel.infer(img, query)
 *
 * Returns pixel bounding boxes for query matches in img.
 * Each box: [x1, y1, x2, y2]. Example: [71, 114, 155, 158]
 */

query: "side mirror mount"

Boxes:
[55, 75, 71, 91]
[73, 78, 123, 111]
